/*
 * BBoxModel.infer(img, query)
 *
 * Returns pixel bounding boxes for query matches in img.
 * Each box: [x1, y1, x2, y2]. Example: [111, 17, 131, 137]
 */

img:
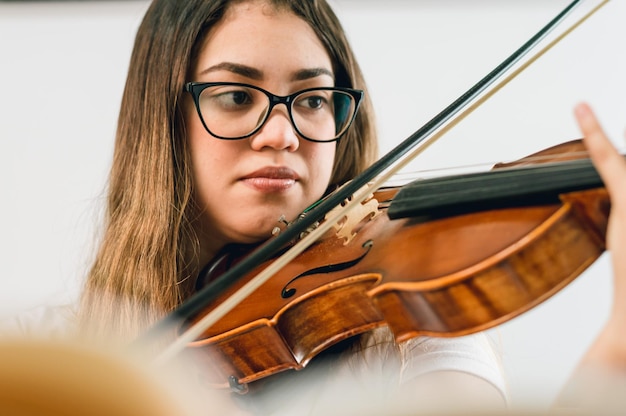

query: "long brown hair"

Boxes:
[78, 0, 378, 341]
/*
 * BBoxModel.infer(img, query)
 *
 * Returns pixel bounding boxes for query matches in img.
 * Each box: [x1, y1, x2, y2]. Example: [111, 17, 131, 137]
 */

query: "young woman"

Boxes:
[6, 0, 625, 414]
[77, 0, 377, 339]
[76, 0, 506, 413]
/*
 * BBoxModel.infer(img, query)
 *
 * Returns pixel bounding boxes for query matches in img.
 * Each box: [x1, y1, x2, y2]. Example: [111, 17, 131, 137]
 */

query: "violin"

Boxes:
[183, 139, 609, 391]
[138, 0, 612, 394]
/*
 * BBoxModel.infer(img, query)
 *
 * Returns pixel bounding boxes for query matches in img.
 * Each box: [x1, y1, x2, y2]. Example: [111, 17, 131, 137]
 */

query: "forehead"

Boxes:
[192, 1, 333, 79]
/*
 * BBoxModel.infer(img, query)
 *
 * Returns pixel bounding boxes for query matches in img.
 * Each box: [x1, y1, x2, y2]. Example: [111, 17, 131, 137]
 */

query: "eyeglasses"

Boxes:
[184, 82, 363, 143]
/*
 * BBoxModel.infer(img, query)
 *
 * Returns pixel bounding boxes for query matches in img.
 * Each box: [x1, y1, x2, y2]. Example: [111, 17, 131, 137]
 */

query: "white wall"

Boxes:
[1, 0, 624, 409]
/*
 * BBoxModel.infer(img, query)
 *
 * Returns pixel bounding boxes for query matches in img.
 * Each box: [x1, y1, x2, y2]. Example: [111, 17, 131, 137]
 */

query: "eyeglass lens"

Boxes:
[197, 85, 356, 141]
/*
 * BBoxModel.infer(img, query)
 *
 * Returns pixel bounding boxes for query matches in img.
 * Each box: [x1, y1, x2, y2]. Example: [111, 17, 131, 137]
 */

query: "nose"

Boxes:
[249, 105, 300, 152]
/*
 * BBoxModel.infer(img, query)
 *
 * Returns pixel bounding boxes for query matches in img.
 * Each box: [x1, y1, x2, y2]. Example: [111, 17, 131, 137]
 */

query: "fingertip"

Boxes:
[574, 102, 591, 119]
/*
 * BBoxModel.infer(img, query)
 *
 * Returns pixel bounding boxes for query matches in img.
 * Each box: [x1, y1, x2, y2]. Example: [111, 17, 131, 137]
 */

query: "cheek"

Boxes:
[309, 143, 337, 192]
[186, 110, 226, 202]
[189, 150, 218, 214]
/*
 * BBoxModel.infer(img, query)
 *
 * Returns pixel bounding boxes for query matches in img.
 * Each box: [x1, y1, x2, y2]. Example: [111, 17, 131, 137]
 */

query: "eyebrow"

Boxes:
[200, 62, 263, 79]
[199, 62, 334, 82]
[291, 67, 334, 81]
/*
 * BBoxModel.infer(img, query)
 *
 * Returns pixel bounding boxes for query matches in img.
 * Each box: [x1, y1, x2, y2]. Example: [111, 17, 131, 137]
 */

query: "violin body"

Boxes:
[187, 141, 609, 390]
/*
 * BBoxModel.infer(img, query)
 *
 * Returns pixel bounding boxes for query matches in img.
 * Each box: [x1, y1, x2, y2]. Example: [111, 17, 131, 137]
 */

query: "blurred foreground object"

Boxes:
[0, 338, 192, 416]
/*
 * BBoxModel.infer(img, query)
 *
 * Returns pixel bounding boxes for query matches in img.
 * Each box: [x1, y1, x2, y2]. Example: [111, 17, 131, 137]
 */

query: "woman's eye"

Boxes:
[297, 94, 328, 110]
[218, 90, 252, 106]
[306, 96, 324, 109]
[202, 87, 256, 111]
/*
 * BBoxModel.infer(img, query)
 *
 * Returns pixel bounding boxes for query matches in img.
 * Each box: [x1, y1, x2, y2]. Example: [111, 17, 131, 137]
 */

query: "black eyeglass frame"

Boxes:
[184, 82, 364, 143]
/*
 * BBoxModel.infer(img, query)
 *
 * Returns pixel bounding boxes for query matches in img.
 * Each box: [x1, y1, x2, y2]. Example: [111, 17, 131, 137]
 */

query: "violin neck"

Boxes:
[387, 157, 614, 220]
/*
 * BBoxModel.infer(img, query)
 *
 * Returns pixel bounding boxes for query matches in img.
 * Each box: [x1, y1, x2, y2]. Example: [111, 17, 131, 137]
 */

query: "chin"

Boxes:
[231, 224, 279, 244]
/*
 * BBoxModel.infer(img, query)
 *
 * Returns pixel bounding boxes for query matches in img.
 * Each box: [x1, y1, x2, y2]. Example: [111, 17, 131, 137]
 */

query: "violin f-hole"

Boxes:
[281, 240, 374, 298]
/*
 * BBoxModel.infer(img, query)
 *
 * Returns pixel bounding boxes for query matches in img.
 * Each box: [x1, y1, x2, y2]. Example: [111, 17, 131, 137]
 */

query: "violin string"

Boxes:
[382, 150, 591, 185]
[153, 0, 610, 365]
[392, 159, 621, 219]
[386, 147, 625, 189]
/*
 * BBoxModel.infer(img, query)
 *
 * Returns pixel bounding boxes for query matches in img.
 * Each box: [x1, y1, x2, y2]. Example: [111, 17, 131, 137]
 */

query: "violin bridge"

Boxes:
[271, 183, 381, 245]
[326, 184, 381, 245]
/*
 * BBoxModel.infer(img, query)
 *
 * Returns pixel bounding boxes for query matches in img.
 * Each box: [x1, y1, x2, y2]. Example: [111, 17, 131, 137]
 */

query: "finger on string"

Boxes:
[575, 102, 626, 205]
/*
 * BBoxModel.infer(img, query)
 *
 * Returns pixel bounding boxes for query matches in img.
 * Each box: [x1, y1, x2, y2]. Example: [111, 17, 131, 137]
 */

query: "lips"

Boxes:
[240, 166, 299, 192]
